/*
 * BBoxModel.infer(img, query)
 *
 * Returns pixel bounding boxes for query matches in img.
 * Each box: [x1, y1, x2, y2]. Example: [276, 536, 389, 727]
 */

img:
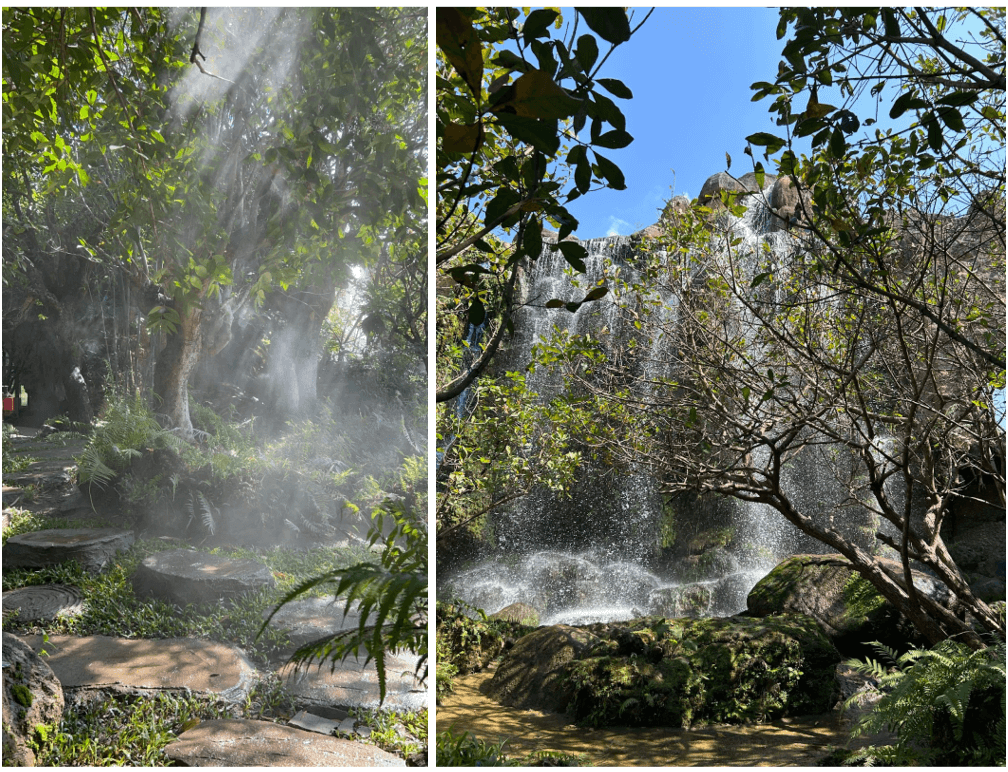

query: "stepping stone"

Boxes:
[289, 709, 340, 736]
[2, 585, 86, 623]
[262, 597, 360, 659]
[278, 650, 426, 713]
[163, 718, 405, 766]
[131, 549, 275, 606]
[3, 528, 134, 572]
[18, 635, 258, 703]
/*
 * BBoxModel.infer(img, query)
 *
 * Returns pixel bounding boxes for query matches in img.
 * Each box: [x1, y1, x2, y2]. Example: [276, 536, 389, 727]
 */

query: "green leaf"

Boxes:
[829, 127, 846, 158]
[576, 8, 631, 44]
[746, 132, 786, 154]
[575, 34, 598, 73]
[583, 285, 608, 302]
[937, 106, 964, 132]
[923, 113, 943, 152]
[485, 187, 522, 228]
[593, 151, 625, 190]
[575, 153, 591, 193]
[436, 8, 483, 97]
[468, 297, 486, 326]
[442, 121, 483, 153]
[593, 129, 633, 149]
[545, 298, 565, 308]
[502, 68, 580, 119]
[596, 78, 633, 99]
[889, 90, 927, 120]
[557, 240, 588, 272]
[494, 113, 561, 155]
[523, 9, 558, 40]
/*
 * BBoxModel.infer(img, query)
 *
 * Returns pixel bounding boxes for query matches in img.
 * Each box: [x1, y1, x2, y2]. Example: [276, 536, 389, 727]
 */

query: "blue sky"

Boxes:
[565, 7, 795, 238]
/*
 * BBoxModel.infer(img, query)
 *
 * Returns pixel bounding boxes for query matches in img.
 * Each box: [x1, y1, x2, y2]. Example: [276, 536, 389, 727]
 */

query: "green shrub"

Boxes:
[845, 639, 1006, 766]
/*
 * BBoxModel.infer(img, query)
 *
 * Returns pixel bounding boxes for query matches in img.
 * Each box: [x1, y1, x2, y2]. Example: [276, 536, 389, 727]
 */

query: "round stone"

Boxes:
[2, 585, 86, 623]
[3, 528, 135, 573]
[132, 549, 276, 606]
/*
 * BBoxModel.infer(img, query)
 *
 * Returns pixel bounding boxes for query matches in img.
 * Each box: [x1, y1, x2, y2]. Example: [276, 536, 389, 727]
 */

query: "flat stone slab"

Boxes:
[2, 584, 86, 623]
[3, 528, 134, 572]
[19, 635, 258, 703]
[263, 597, 360, 659]
[132, 549, 275, 606]
[163, 718, 405, 766]
[279, 650, 426, 712]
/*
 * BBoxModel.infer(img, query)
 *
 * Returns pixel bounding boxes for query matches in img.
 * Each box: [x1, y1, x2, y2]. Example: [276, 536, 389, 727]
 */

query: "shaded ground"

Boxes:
[438, 666, 878, 766]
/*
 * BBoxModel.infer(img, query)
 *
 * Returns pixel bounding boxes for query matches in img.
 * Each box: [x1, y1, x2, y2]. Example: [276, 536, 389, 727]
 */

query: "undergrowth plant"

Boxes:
[76, 391, 183, 490]
[844, 638, 1007, 766]
[259, 496, 428, 704]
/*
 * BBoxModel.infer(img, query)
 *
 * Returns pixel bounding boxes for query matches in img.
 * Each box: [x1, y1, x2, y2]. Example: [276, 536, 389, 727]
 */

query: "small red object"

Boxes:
[3, 397, 14, 414]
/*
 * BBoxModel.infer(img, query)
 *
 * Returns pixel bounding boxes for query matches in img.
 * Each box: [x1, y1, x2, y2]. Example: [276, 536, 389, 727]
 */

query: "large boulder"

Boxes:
[767, 175, 810, 231]
[746, 554, 937, 654]
[486, 624, 601, 712]
[499, 615, 840, 729]
[2, 632, 64, 766]
[697, 172, 746, 207]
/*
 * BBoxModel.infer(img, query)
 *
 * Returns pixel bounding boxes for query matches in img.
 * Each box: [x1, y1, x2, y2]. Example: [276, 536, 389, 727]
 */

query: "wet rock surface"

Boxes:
[163, 718, 406, 767]
[2, 584, 86, 623]
[2, 632, 65, 767]
[746, 553, 929, 655]
[18, 635, 259, 703]
[3, 527, 135, 572]
[131, 548, 276, 605]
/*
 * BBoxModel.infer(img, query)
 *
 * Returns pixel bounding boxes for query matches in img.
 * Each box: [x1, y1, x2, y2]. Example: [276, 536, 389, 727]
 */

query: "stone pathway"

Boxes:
[18, 635, 259, 703]
[1, 425, 427, 766]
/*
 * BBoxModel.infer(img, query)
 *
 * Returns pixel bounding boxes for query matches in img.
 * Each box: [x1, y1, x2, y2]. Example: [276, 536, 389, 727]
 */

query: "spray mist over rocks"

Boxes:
[440, 179, 901, 625]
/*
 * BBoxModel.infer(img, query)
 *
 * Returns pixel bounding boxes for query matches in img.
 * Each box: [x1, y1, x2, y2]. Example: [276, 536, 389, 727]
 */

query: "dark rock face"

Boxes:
[131, 548, 275, 606]
[2, 632, 65, 766]
[487, 624, 601, 712]
[3, 528, 135, 572]
[746, 554, 930, 655]
[492, 616, 840, 729]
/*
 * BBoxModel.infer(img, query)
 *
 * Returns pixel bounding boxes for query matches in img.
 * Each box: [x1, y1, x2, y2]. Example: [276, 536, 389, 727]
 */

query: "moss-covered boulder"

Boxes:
[746, 554, 928, 655]
[565, 615, 839, 728]
[486, 615, 840, 729]
[486, 624, 601, 712]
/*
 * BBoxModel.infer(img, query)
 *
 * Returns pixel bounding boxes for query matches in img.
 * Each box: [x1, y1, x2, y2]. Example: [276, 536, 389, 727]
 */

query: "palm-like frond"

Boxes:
[259, 497, 428, 703]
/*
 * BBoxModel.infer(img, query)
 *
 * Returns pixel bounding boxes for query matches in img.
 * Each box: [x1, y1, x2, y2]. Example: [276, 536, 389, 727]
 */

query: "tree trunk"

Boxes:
[153, 306, 203, 438]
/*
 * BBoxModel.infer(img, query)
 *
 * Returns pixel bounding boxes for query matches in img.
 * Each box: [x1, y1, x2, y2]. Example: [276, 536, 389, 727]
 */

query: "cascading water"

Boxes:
[440, 184, 895, 624]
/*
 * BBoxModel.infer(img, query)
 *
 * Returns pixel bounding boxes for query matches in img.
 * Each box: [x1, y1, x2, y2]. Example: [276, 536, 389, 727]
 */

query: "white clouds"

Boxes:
[606, 217, 632, 236]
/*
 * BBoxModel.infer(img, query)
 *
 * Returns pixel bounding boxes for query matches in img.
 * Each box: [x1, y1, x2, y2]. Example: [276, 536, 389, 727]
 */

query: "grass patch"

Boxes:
[30, 690, 237, 766]
[351, 706, 428, 758]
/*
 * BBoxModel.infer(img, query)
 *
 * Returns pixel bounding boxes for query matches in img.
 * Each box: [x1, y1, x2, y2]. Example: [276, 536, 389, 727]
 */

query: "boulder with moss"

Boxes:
[746, 553, 935, 655]
[488, 615, 839, 729]
[487, 624, 602, 712]
[3, 632, 64, 766]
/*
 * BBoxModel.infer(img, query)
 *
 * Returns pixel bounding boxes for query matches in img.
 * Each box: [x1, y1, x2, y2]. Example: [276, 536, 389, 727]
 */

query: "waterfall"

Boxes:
[440, 188, 899, 623]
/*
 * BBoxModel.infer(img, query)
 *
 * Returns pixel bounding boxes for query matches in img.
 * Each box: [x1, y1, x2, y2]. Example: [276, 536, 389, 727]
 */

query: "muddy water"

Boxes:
[438, 668, 866, 766]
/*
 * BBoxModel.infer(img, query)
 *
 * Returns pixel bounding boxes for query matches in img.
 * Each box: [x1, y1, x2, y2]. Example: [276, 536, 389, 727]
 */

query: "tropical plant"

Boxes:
[259, 496, 428, 704]
[844, 639, 1006, 765]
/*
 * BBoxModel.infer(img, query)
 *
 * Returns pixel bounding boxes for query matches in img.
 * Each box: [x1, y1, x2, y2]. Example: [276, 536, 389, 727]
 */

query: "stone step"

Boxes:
[278, 650, 426, 713]
[2, 585, 86, 623]
[131, 548, 276, 606]
[3, 528, 134, 572]
[163, 718, 405, 766]
[18, 635, 258, 703]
